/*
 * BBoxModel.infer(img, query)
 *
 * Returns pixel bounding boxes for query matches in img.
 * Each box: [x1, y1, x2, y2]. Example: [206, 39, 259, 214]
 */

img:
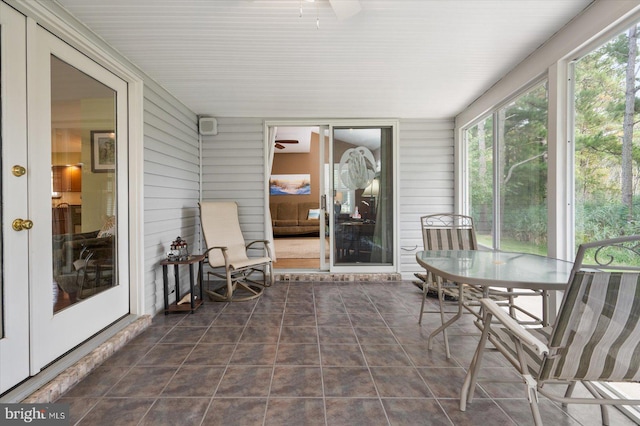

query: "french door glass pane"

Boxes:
[51, 55, 117, 313]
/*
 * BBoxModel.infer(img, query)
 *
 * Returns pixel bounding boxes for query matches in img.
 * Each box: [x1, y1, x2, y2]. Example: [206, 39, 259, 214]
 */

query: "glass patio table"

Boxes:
[415, 249, 574, 351]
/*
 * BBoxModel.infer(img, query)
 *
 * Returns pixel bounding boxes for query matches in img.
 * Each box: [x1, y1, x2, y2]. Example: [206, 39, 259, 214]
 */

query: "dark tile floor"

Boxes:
[56, 281, 637, 425]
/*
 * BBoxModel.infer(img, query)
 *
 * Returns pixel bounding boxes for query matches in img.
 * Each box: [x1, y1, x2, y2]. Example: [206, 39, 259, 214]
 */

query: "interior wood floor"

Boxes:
[273, 258, 321, 269]
[273, 236, 325, 269]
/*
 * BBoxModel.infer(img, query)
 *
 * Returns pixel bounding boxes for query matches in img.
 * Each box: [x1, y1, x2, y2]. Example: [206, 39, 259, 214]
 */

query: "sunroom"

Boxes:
[2, 0, 640, 423]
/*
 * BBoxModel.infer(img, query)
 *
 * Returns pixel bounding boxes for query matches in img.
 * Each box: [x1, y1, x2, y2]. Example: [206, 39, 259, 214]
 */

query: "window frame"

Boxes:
[462, 77, 550, 252]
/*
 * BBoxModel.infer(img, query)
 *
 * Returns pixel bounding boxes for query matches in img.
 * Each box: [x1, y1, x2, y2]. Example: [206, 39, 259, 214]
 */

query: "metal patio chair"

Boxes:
[460, 235, 640, 425]
[414, 213, 542, 358]
[199, 201, 273, 302]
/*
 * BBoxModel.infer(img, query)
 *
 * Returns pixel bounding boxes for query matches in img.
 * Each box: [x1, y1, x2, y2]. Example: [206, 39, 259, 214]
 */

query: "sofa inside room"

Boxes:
[270, 201, 321, 236]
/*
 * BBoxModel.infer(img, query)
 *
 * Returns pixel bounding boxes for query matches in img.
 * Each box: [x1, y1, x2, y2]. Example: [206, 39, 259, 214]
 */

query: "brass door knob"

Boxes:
[12, 165, 26, 177]
[12, 219, 33, 231]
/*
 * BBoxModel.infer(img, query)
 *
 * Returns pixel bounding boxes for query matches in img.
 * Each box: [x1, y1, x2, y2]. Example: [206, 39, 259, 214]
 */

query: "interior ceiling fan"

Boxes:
[275, 140, 299, 149]
[325, 0, 362, 20]
[305, 0, 362, 19]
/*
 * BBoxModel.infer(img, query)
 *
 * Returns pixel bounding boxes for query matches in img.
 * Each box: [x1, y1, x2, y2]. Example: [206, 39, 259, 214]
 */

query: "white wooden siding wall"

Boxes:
[398, 119, 455, 280]
[198, 117, 454, 281]
[200, 117, 266, 243]
[143, 85, 200, 315]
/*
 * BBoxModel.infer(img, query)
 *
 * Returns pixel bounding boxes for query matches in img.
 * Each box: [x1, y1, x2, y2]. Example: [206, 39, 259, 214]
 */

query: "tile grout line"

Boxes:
[261, 282, 289, 426]
[312, 281, 330, 426]
[350, 283, 393, 426]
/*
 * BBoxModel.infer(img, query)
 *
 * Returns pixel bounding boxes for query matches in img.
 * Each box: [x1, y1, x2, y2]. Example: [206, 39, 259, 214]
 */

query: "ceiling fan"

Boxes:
[275, 140, 299, 149]
[326, 0, 362, 20]
[253, 0, 361, 20]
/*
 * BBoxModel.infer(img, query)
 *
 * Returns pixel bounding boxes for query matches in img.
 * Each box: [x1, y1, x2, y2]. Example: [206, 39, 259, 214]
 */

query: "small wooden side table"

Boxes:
[161, 253, 205, 314]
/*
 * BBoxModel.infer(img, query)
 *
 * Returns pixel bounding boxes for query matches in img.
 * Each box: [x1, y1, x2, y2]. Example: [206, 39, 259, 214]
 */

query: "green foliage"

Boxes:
[576, 200, 640, 243]
[468, 23, 640, 254]
[574, 25, 640, 203]
[501, 205, 548, 246]
[493, 85, 550, 239]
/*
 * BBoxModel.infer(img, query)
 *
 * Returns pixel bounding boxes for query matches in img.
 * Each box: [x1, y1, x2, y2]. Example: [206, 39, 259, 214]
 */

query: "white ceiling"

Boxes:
[54, 0, 594, 119]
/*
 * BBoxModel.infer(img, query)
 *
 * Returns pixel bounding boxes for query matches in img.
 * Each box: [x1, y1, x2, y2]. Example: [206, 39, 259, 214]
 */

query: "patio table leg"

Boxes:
[428, 280, 464, 358]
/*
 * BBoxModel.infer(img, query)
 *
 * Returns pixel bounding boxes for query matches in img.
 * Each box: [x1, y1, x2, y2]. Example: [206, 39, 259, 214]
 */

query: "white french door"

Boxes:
[29, 25, 129, 371]
[1, 5, 130, 393]
[0, 3, 30, 394]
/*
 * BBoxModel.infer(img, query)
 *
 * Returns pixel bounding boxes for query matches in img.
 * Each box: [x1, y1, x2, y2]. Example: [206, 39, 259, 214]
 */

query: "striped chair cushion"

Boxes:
[422, 228, 476, 251]
[540, 271, 640, 382]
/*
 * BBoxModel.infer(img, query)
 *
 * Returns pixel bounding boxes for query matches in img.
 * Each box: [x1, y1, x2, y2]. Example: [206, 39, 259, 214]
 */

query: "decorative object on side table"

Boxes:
[167, 236, 189, 261]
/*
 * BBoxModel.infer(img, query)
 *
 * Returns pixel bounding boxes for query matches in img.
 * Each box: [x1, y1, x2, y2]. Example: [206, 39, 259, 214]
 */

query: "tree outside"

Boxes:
[575, 23, 640, 250]
[468, 21, 640, 258]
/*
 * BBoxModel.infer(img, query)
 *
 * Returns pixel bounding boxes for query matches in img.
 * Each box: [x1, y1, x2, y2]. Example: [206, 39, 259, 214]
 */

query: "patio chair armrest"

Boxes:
[246, 240, 270, 249]
[203, 246, 231, 267]
[204, 246, 228, 254]
[481, 299, 549, 356]
[246, 239, 273, 259]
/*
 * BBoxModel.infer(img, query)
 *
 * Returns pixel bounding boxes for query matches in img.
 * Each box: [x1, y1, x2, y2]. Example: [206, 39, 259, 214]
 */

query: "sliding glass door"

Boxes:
[267, 121, 397, 272]
[331, 126, 394, 267]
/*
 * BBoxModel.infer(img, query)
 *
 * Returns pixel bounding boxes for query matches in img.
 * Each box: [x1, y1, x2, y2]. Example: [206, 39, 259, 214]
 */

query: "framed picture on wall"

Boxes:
[269, 174, 311, 195]
[91, 130, 116, 173]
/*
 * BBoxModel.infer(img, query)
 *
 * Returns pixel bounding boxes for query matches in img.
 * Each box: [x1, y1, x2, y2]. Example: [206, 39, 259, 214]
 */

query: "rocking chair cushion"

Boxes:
[229, 256, 272, 270]
[200, 202, 250, 267]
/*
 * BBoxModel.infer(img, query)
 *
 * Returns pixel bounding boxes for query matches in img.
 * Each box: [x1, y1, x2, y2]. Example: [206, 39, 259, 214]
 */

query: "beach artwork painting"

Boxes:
[270, 174, 311, 195]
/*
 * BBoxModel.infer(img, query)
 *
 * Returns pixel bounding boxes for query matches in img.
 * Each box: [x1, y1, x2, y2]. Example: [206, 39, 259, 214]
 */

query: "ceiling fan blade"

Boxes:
[275, 143, 285, 149]
[275, 140, 299, 144]
[329, 0, 362, 20]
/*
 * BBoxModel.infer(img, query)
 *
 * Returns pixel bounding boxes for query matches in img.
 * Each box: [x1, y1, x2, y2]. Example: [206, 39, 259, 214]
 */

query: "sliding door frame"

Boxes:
[264, 119, 400, 273]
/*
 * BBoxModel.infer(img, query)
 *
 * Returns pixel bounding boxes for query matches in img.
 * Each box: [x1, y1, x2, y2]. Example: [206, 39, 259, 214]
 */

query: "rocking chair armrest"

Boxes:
[246, 239, 273, 259]
[480, 299, 549, 356]
[246, 240, 270, 249]
[204, 246, 228, 253]
[203, 246, 231, 267]
[203, 246, 229, 259]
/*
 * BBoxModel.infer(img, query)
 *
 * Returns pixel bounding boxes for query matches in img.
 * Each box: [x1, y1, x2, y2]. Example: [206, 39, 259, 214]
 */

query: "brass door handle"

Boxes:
[12, 165, 26, 177]
[12, 219, 33, 231]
